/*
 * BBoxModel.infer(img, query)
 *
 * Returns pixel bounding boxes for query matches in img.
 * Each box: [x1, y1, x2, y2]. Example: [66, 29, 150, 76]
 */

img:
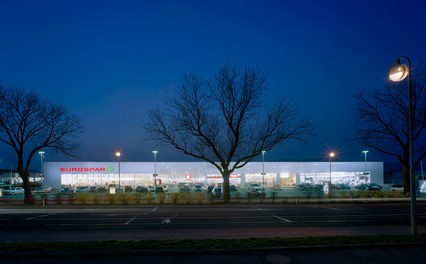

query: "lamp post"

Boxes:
[115, 151, 121, 191]
[38, 151, 45, 187]
[153, 150, 158, 189]
[261, 150, 266, 189]
[329, 152, 335, 196]
[389, 56, 416, 235]
[362, 150, 369, 172]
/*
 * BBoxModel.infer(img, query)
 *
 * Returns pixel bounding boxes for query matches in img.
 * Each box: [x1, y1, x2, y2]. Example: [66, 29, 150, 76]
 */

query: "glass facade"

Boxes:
[45, 161, 384, 189]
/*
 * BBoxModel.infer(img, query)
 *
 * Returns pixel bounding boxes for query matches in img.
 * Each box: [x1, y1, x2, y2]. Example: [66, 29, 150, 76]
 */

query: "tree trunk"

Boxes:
[18, 158, 34, 205]
[402, 162, 410, 195]
[222, 172, 231, 203]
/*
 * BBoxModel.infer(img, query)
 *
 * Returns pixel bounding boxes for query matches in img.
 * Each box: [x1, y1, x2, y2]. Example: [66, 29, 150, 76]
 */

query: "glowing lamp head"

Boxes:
[329, 152, 335, 158]
[389, 60, 409, 82]
[115, 151, 121, 157]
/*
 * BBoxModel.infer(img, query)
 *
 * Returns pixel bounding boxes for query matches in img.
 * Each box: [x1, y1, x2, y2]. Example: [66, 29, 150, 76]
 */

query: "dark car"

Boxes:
[230, 185, 238, 191]
[212, 187, 222, 198]
[357, 183, 383, 191]
[156, 185, 166, 192]
[179, 185, 191, 192]
[135, 186, 147, 192]
[124, 186, 134, 192]
[248, 187, 265, 198]
[332, 183, 351, 190]
[207, 185, 215, 193]
[60, 187, 75, 194]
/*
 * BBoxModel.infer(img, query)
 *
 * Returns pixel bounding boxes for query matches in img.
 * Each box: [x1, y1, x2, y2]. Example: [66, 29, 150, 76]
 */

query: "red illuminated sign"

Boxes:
[60, 167, 106, 173]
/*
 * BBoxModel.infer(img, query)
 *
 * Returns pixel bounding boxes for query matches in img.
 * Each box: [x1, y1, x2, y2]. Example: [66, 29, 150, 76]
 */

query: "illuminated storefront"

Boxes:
[43, 161, 384, 189]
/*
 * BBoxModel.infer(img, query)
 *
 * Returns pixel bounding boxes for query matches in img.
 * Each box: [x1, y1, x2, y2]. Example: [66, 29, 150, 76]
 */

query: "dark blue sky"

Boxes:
[1, 0, 425, 168]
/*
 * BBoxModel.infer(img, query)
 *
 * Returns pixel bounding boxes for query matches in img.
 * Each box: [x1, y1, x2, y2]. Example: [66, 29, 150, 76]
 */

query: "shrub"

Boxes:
[383, 191, 404, 198]
[108, 194, 117, 204]
[234, 192, 241, 202]
[92, 194, 101, 205]
[118, 193, 129, 205]
[208, 192, 215, 204]
[146, 192, 154, 204]
[74, 193, 88, 205]
[358, 190, 370, 198]
[168, 193, 179, 204]
[55, 193, 63, 205]
[194, 192, 206, 204]
[157, 192, 166, 204]
[179, 192, 191, 204]
[134, 193, 144, 204]
[271, 192, 277, 203]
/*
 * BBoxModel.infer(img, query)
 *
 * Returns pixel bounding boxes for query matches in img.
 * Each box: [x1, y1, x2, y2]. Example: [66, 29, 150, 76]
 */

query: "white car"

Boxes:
[390, 184, 404, 192]
[3, 187, 25, 195]
[31, 186, 52, 193]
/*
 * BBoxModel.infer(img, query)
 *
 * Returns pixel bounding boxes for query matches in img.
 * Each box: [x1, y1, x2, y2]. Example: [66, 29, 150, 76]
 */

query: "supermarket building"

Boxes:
[44, 161, 383, 188]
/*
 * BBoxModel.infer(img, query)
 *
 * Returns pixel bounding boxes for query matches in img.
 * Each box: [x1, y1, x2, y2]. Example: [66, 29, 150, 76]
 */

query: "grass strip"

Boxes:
[1, 235, 426, 254]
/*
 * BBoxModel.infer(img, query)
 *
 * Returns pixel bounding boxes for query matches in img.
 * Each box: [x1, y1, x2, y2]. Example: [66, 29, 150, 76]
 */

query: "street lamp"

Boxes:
[362, 150, 369, 172]
[38, 151, 45, 187]
[389, 56, 416, 235]
[261, 150, 266, 189]
[153, 150, 158, 189]
[329, 152, 335, 196]
[115, 151, 121, 191]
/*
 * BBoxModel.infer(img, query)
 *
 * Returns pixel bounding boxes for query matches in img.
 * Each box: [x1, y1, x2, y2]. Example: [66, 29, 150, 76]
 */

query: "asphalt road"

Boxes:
[0, 203, 425, 242]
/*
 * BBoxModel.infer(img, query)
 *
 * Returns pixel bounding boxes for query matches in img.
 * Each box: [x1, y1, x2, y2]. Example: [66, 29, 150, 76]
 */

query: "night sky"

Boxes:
[1, 0, 425, 170]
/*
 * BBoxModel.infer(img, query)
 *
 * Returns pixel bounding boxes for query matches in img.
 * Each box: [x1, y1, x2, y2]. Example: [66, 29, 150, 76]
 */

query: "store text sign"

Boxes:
[60, 167, 113, 173]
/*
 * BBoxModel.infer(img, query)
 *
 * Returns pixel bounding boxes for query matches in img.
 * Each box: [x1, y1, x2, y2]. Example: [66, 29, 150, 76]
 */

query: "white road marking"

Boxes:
[162, 212, 178, 224]
[123, 216, 136, 225]
[272, 214, 292, 223]
[24, 214, 50, 220]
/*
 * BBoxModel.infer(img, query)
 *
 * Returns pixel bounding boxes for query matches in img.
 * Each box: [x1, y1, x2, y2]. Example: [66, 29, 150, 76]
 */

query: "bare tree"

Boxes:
[0, 85, 84, 204]
[354, 65, 426, 194]
[145, 64, 315, 202]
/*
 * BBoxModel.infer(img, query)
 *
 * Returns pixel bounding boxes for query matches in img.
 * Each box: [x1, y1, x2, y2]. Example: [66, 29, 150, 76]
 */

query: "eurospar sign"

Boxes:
[60, 167, 113, 173]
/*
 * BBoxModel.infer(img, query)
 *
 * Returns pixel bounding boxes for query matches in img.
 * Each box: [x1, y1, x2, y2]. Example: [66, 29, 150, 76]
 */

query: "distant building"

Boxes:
[44, 161, 383, 189]
[0, 169, 43, 186]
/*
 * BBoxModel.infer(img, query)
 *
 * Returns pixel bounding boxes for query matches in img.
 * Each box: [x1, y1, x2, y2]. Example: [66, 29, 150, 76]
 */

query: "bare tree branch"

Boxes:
[145, 63, 315, 202]
[353, 63, 426, 193]
[0, 85, 84, 203]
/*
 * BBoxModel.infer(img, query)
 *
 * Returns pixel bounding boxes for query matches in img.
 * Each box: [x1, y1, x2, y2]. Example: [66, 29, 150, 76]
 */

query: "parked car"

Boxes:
[248, 187, 265, 198]
[212, 187, 222, 198]
[97, 187, 107, 193]
[206, 185, 215, 193]
[194, 185, 203, 192]
[230, 185, 238, 191]
[135, 186, 147, 192]
[31, 186, 52, 193]
[75, 186, 91, 193]
[147, 185, 156, 192]
[179, 184, 191, 192]
[332, 183, 351, 190]
[3, 187, 25, 195]
[248, 183, 261, 192]
[124, 186, 134, 192]
[390, 184, 404, 192]
[297, 183, 323, 191]
[356, 183, 383, 191]
[60, 187, 75, 194]
[155, 185, 167, 192]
